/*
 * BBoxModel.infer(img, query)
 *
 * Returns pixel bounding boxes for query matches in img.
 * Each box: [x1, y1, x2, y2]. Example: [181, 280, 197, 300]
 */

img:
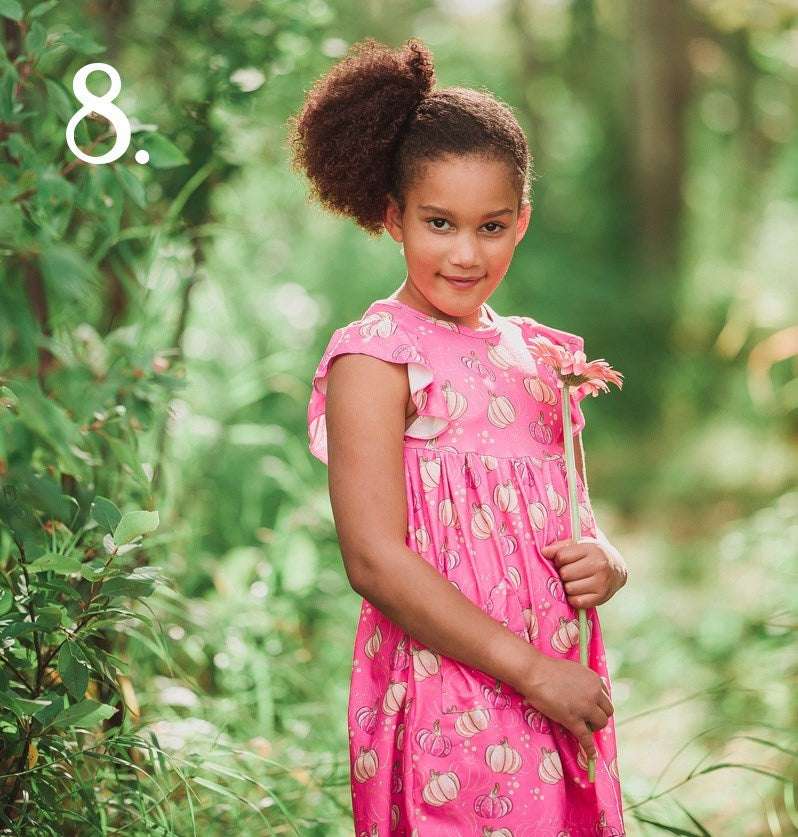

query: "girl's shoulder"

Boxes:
[307, 299, 445, 465]
[314, 298, 429, 374]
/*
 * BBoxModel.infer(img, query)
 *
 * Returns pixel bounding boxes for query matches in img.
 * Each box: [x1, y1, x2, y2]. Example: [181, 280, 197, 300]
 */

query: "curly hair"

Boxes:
[287, 37, 532, 236]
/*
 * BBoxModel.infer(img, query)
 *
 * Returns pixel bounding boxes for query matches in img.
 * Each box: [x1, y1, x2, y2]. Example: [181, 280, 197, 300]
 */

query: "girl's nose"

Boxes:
[449, 233, 480, 270]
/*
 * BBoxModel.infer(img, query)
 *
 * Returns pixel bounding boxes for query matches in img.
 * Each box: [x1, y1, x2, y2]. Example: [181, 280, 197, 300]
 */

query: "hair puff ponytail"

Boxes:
[288, 38, 436, 236]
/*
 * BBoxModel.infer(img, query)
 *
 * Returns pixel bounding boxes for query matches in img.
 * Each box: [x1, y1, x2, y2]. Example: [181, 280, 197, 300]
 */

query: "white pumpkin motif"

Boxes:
[479, 454, 499, 471]
[437, 540, 460, 571]
[524, 375, 557, 404]
[353, 746, 379, 783]
[527, 501, 548, 531]
[420, 457, 441, 492]
[538, 747, 563, 784]
[485, 738, 522, 774]
[442, 381, 467, 420]
[487, 393, 515, 428]
[358, 312, 396, 340]
[412, 648, 441, 681]
[522, 608, 539, 640]
[487, 340, 516, 370]
[438, 498, 459, 529]
[364, 625, 382, 660]
[382, 681, 407, 715]
[415, 526, 430, 553]
[493, 481, 519, 514]
[422, 769, 460, 807]
[470, 503, 495, 539]
[545, 484, 567, 517]
[550, 616, 592, 653]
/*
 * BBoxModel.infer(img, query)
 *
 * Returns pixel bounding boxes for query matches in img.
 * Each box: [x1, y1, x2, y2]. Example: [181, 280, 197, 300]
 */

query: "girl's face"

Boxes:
[384, 154, 531, 328]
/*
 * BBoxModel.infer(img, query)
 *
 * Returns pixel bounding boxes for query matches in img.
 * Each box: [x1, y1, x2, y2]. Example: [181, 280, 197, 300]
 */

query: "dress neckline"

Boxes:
[375, 297, 502, 339]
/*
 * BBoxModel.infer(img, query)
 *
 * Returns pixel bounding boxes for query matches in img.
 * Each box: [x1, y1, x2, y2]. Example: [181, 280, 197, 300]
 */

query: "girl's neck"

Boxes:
[388, 288, 496, 331]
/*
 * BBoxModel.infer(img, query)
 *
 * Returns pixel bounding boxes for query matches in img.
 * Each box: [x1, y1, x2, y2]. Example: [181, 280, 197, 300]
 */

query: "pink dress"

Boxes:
[308, 297, 625, 836]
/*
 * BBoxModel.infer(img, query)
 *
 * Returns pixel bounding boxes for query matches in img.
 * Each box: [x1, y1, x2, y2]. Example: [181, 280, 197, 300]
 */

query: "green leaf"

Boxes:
[27, 552, 82, 574]
[74, 164, 123, 235]
[135, 132, 188, 169]
[0, 620, 38, 641]
[32, 693, 65, 726]
[112, 510, 159, 545]
[79, 643, 123, 682]
[58, 640, 90, 700]
[114, 164, 147, 209]
[632, 816, 703, 837]
[6, 131, 25, 159]
[101, 573, 155, 599]
[105, 435, 150, 487]
[34, 603, 67, 628]
[38, 240, 98, 310]
[0, 203, 24, 247]
[29, 0, 59, 17]
[0, 586, 13, 616]
[45, 77, 73, 123]
[6, 695, 52, 719]
[24, 20, 47, 57]
[39, 578, 83, 602]
[80, 562, 107, 581]
[675, 802, 712, 837]
[32, 165, 76, 238]
[0, 385, 18, 407]
[8, 377, 90, 479]
[57, 30, 105, 55]
[0, 0, 23, 21]
[50, 698, 116, 729]
[90, 496, 122, 534]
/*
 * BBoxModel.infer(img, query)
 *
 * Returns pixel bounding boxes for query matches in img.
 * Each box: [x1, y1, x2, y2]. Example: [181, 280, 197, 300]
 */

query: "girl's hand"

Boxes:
[520, 654, 613, 760]
[540, 537, 627, 608]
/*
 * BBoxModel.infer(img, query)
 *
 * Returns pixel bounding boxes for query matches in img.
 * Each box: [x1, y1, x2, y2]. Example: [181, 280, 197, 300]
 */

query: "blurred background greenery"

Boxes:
[1, 0, 796, 833]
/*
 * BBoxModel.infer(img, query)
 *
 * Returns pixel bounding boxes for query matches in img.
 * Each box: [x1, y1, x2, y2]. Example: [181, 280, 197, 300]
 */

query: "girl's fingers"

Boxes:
[577, 724, 597, 759]
[562, 577, 595, 597]
[588, 707, 609, 733]
[540, 538, 572, 555]
[551, 542, 607, 578]
[599, 699, 614, 721]
[551, 544, 584, 566]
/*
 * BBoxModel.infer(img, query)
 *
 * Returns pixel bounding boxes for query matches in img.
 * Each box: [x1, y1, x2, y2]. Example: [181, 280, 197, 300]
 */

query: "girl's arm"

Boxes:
[325, 353, 613, 760]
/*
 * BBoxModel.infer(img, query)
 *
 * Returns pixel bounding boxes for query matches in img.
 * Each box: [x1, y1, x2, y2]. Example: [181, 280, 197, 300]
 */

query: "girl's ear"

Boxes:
[514, 201, 532, 245]
[384, 194, 404, 243]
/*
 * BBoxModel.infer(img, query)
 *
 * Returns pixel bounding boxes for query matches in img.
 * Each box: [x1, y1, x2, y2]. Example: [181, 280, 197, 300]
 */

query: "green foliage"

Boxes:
[1, 0, 339, 830]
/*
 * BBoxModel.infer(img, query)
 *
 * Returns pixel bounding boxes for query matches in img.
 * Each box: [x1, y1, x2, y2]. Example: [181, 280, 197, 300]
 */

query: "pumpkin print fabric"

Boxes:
[308, 297, 625, 836]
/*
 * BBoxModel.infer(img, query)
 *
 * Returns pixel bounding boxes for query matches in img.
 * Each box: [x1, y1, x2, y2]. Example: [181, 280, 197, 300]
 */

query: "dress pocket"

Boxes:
[438, 572, 531, 715]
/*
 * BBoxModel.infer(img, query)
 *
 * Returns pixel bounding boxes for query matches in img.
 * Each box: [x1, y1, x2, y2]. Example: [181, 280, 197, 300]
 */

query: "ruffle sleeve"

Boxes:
[307, 309, 451, 465]
[506, 315, 588, 438]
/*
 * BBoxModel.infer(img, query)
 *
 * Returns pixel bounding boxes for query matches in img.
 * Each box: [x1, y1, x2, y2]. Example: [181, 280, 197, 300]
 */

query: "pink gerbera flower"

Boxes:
[527, 335, 624, 395]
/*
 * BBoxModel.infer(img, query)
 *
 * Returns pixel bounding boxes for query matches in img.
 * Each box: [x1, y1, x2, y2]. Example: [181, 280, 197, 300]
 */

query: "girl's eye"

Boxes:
[428, 218, 450, 230]
[483, 222, 504, 233]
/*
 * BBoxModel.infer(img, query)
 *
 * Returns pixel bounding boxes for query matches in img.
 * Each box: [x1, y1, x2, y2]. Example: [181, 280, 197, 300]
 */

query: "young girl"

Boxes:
[290, 37, 627, 836]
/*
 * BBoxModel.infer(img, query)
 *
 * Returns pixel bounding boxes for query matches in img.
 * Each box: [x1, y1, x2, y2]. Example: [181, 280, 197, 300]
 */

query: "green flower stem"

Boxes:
[561, 383, 596, 783]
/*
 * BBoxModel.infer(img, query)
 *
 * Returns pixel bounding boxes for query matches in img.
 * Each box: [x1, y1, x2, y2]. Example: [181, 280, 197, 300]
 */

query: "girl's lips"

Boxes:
[442, 275, 481, 287]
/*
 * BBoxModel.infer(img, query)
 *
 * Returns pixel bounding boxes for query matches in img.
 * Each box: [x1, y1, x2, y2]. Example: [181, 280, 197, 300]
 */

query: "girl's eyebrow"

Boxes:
[418, 204, 514, 218]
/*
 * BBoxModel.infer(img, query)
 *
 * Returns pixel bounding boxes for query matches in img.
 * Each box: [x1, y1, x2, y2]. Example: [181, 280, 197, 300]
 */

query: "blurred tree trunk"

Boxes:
[507, 0, 546, 160]
[629, 0, 693, 278]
